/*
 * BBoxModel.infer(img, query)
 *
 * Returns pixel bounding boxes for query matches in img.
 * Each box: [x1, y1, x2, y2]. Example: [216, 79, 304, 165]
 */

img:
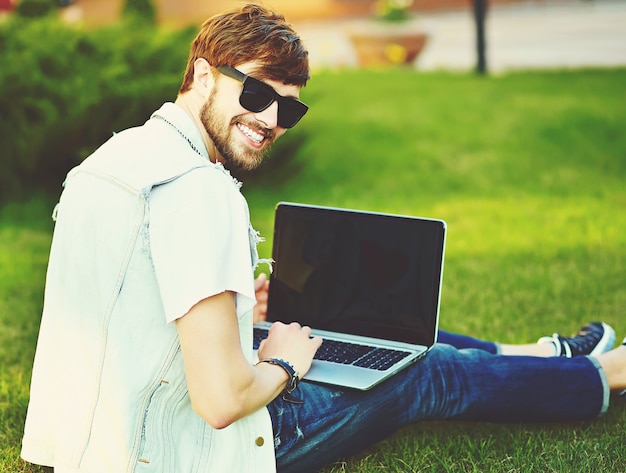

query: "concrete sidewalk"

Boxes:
[294, 0, 626, 72]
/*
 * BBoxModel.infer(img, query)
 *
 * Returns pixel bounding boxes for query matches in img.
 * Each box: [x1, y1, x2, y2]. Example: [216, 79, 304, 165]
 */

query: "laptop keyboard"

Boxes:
[253, 328, 411, 371]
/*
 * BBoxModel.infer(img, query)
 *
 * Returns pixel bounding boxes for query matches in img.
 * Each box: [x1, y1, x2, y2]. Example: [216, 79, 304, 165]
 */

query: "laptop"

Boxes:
[253, 202, 446, 390]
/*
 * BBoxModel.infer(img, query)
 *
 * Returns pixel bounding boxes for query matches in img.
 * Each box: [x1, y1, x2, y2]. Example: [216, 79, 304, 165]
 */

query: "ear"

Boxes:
[192, 58, 214, 95]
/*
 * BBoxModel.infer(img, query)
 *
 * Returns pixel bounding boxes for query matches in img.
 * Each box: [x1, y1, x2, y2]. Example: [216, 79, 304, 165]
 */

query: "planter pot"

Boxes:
[349, 31, 428, 67]
[348, 18, 429, 67]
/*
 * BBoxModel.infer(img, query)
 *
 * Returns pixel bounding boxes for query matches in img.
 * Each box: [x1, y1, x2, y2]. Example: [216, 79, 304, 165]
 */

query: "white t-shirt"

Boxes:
[150, 166, 257, 323]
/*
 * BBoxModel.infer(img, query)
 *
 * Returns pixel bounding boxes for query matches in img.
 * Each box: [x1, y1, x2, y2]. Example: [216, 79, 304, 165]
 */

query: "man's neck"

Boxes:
[174, 92, 220, 163]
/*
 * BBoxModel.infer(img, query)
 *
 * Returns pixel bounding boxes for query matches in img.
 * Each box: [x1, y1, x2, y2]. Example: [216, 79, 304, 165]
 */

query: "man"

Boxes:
[21, 4, 626, 473]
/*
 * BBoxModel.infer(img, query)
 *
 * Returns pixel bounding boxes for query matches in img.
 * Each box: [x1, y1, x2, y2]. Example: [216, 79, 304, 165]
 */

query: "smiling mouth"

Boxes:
[237, 122, 265, 145]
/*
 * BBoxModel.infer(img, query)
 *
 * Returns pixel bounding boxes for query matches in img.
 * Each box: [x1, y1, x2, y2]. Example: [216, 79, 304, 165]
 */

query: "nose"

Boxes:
[253, 100, 279, 129]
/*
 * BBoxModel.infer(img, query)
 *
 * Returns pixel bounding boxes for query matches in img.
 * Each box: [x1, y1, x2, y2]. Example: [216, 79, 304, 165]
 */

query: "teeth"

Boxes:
[238, 123, 264, 144]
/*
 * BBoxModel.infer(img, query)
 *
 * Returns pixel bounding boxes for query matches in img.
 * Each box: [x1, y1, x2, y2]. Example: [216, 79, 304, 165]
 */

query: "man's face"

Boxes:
[200, 62, 302, 171]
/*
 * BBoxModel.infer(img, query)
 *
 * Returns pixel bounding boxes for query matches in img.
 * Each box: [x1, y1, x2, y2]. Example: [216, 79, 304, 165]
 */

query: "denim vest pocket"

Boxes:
[134, 342, 188, 471]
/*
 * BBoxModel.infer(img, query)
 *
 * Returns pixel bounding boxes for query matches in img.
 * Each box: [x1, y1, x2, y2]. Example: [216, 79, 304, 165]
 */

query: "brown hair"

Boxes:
[179, 4, 310, 94]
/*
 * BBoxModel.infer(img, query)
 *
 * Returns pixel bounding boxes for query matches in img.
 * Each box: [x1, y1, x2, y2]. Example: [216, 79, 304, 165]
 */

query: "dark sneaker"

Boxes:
[537, 322, 615, 357]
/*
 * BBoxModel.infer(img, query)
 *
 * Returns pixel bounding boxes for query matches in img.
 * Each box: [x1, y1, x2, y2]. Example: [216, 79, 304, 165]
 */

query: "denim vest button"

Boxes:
[255, 436, 264, 447]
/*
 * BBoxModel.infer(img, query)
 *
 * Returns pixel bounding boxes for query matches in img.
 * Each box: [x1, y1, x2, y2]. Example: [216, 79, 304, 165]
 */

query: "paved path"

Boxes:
[294, 0, 626, 72]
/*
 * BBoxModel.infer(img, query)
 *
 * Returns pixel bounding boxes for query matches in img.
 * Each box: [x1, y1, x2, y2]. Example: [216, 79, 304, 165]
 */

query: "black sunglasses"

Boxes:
[216, 65, 308, 129]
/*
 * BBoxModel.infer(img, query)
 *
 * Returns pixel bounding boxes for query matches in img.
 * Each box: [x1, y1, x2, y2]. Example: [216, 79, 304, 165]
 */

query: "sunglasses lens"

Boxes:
[277, 100, 308, 129]
[240, 80, 274, 113]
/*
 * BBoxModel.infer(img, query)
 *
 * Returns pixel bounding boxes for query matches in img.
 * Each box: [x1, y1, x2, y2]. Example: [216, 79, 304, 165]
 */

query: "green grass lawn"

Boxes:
[2, 67, 625, 472]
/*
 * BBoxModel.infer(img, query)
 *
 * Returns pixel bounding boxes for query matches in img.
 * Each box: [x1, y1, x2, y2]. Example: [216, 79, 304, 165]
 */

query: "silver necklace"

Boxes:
[153, 114, 206, 159]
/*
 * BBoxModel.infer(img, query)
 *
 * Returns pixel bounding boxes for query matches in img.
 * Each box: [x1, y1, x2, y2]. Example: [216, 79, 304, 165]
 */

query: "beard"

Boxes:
[200, 88, 276, 172]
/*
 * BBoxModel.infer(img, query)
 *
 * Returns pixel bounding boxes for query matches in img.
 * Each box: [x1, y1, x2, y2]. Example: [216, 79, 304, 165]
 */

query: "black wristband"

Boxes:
[257, 358, 299, 394]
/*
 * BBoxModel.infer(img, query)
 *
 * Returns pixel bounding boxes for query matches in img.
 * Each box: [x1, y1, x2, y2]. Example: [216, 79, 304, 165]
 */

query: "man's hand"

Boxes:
[257, 321, 322, 380]
[253, 273, 270, 323]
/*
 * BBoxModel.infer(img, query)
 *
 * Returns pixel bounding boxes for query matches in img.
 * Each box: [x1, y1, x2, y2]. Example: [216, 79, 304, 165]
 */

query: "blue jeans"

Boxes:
[269, 343, 608, 473]
[437, 329, 500, 353]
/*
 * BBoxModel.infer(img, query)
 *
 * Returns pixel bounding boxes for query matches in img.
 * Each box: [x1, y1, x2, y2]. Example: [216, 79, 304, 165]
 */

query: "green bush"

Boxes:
[16, 0, 55, 18]
[122, 0, 157, 24]
[0, 16, 195, 200]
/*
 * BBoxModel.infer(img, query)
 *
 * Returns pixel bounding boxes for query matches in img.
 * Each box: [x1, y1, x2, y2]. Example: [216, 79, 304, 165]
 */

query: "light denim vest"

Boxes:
[22, 104, 276, 472]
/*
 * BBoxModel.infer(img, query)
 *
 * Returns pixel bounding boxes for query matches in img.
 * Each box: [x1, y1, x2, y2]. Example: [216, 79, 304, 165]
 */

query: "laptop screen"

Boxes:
[266, 203, 446, 346]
